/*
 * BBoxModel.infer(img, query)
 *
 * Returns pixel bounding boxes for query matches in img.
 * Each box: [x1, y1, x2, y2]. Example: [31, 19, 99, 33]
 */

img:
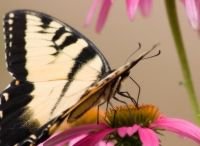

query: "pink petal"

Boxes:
[139, 0, 152, 16]
[151, 116, 200, 144]
[117, 125, 139, 137]
[117, 127, 127, 137]
[97, 140, 114, 146]
[68, 134, 87, 146]
[126, 0, 140, 20]
[73, 128, 114, 146]
[85, 0, 103, 26]
[183, 0, 200, 30]
[96, 0, 113, 32]
[138, 127, 160, 146]
[127, 125, 140, 136]
[44, 124, 107, 146]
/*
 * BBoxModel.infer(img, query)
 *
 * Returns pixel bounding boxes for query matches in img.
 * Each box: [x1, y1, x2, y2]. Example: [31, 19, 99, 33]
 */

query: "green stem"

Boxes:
[165, 0, 200, 124]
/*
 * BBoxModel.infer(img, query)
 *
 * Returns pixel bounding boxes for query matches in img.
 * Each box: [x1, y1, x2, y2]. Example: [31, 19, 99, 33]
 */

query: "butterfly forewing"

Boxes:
[1, 10, 110, 146]
[4, 10, 110, 81]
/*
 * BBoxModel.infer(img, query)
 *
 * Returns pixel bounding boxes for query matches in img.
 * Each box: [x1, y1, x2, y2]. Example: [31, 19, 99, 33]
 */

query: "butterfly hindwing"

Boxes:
[1, 10, 111, 146]
[0, 80, 39, 146]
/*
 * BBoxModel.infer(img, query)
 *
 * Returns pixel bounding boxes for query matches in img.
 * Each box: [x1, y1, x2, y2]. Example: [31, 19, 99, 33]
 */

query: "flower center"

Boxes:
[106, 104, 160, 128]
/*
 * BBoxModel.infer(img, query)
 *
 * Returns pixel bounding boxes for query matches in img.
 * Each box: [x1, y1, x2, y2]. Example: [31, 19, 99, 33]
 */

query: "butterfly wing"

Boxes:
[0, 10, 110, 146]
[4, 10, 111, 81]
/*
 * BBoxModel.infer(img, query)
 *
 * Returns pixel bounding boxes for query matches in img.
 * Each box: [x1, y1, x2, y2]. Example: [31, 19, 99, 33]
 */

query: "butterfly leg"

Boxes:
[104, 101, 117, 123]
[117, 76, 141, 107]
[117, 91, 137, 105]
[105, 77, 132, 115]
[128, 76, 141, 104]
[96, 87, 116, 124]
[112, 94, 133, 115]
[105, 77, 124, 111]
[97, 97, 107, 124]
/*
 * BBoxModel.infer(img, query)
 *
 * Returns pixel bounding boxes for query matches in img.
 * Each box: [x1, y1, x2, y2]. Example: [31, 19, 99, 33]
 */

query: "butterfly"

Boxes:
[0, 10, 158, 146]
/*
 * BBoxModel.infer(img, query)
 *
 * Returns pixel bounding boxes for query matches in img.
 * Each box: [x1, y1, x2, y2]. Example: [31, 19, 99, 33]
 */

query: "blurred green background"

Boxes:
[0, 1, 200, 145]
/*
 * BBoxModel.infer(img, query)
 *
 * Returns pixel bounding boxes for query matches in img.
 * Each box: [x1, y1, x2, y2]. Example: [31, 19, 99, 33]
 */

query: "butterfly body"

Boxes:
[0, 10, 157, 146]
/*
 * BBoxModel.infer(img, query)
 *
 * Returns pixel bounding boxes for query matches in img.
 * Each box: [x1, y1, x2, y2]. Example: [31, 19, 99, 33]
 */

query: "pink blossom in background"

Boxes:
[182, 0, 200, 31]
[126, 0, 152, 19]
[85, 0, 153, 32]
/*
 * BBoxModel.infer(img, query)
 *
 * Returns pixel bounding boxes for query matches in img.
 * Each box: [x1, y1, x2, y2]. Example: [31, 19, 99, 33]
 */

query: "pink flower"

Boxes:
[42, 124, 114, 146]
[151, 116, 200, 144]
[85, 0, 153, 32]
[42, 105, 200, 146]
[182, 0, 200, 31]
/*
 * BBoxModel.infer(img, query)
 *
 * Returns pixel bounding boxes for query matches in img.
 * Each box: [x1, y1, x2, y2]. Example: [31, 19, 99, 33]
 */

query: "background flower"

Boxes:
[85, 0, 153, 32]
[182, 0, 200, 31]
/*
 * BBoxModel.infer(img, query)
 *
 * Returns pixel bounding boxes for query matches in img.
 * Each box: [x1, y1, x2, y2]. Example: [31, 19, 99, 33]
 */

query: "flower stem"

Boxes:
[165, 0, 200, 124]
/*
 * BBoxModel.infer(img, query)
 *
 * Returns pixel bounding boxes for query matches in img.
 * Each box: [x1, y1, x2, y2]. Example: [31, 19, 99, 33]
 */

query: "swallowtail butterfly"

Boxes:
[0, 10, 157, 146]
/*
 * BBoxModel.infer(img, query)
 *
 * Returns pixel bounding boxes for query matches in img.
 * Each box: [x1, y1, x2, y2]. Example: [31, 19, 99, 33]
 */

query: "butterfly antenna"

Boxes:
[143, 43, 161, 60]
[124, 42, 142, 63]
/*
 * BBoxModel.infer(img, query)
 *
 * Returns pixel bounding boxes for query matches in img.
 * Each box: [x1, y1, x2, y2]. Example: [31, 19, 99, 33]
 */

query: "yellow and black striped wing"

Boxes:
[0, 10, 111, 146]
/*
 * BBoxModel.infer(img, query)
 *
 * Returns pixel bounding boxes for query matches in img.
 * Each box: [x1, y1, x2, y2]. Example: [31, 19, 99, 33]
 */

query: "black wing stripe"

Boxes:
[58, 34, 78, 50]
[41, 16, 51, 28]
[4, 12, 28, 80]
[52, 27, 66, 42]
[64, 46, 98, 93]
[69, 46, 97, 79]
[50, 46, 98, 115]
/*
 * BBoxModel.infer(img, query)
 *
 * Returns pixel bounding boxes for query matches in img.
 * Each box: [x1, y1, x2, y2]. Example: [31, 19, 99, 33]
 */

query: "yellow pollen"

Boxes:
[106, 104, 160, 128]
